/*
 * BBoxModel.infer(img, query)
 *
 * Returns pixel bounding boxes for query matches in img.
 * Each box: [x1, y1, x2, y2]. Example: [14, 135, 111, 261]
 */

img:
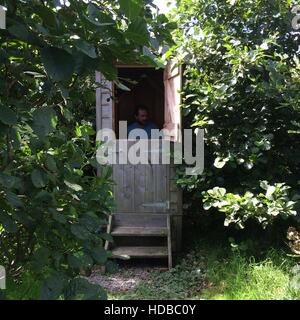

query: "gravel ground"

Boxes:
[88, 261, 168, 293]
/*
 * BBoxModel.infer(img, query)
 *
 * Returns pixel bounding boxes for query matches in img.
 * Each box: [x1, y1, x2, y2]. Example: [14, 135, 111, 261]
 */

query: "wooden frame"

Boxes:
[96, 61, 183, 265]
[115, 64, 155, 69]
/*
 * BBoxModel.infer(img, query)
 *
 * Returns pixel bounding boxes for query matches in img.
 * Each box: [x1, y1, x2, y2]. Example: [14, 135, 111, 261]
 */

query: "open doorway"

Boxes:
[114, 67, 165, 138]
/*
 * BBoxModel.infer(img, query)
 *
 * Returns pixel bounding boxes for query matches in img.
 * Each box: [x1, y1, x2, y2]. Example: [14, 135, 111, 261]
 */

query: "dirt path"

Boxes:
[88, 261, 168, 293]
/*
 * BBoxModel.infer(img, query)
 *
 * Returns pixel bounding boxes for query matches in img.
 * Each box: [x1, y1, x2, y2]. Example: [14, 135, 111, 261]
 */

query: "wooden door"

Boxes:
[163, 61, 182, 143]
[111, 140, 182, 252]
[113, 140, 170, 214]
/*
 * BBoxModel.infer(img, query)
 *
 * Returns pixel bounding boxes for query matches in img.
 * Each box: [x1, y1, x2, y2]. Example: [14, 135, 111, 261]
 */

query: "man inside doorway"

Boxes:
[127, 105, 158, 138]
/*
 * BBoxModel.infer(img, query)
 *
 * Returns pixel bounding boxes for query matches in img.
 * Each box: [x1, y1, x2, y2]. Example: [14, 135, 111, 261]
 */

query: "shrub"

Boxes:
[202, 181, 296, 228]
[170, 0, 300, 229]
[0, 0, 174, 299]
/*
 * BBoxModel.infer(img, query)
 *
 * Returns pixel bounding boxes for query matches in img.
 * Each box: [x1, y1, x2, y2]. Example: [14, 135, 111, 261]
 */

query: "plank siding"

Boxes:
[95, 71, 113, 132]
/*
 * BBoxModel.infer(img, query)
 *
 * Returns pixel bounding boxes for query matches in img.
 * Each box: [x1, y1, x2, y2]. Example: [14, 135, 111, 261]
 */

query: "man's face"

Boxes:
[136, 109, 149, 125]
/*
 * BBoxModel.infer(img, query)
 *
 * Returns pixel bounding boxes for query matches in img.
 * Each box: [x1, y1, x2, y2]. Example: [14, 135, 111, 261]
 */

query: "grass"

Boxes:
[108, 239, 300, 300]
[199, 248, 298, 300]
[3, 226, 300, 300]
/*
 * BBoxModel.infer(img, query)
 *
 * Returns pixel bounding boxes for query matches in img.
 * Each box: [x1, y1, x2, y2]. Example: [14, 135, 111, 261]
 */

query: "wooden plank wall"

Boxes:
[112, 141, 182, 253]
[113, 141, 169, 214]
[96, 71, 113, 132]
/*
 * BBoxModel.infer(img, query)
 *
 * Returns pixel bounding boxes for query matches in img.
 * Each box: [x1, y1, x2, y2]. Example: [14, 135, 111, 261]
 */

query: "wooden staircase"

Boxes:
[105, 213, 173, 269]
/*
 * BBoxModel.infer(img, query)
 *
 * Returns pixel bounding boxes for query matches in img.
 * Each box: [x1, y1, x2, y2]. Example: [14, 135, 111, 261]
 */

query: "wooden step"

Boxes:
[112, 246, 168, 258]
[111, 226, 168, 237]
[113, 213, 167, 228]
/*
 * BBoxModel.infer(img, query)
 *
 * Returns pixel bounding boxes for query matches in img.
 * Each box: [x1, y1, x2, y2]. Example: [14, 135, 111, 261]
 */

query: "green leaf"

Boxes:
[40, 274, 66, 300]
[0, 174, 19, 189]
[8, 21, 41, 44]
[32, 106, 57, 137]
[70, 224, 90, 240]
[216, 187, 227, 197]
[126, 17, 149, 45]
[84, 16, 114, 27]
[99, 233, 113, 242]
[52, 210, 67, 224]
[0, 213, 18, 233]
[97, 56, 118, 80]
[75, 39, 97, 59]
[119, 0, 142, 20]
[41, 47, 75, 81]
[31, 169, 48, 188]
[91, 247, 108, 264]
[45, 155, 57, 172]
[203, 202, 212, 210]
[260, 180, 269, 191]
[142, 46, 156, 63]
[8, 22, 30, 41]
[88, 3, 114, 22]
[34, 5, 57, 29]
[65, 277, 107, 300]
[34, 190, 53, 203]
[32, 247, 50, 269]
[6, 191, 23, 208]
[266, 186, 276, 199]
[0, 105, 17, 125]
[0, 122, 8, 135]
[67, 252, 93, 269]
[85, 3, 114, 27]
[114, 80, 131, 91]
[214, 157, 229, 169]
[10, 127, 21, 150]
[64, 180, 83, 192]
[79, 214, 99, 232]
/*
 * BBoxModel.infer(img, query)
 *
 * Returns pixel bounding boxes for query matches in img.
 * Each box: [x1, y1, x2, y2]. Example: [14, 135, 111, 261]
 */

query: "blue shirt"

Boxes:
[127, 121, 158, 139]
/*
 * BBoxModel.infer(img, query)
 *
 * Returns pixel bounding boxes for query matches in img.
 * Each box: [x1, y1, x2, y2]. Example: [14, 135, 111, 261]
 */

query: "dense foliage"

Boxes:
[202, 182, 296, 228]
[0, 0, 174, 299]
[171, 0, 300, 230]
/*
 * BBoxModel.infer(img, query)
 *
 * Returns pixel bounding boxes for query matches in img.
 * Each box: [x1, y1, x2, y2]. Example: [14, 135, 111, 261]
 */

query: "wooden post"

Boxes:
[167, 214, 172, 269]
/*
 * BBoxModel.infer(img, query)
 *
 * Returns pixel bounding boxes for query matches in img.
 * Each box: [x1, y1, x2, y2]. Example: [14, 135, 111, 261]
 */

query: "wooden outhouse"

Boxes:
[96, 62, 183, 268]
